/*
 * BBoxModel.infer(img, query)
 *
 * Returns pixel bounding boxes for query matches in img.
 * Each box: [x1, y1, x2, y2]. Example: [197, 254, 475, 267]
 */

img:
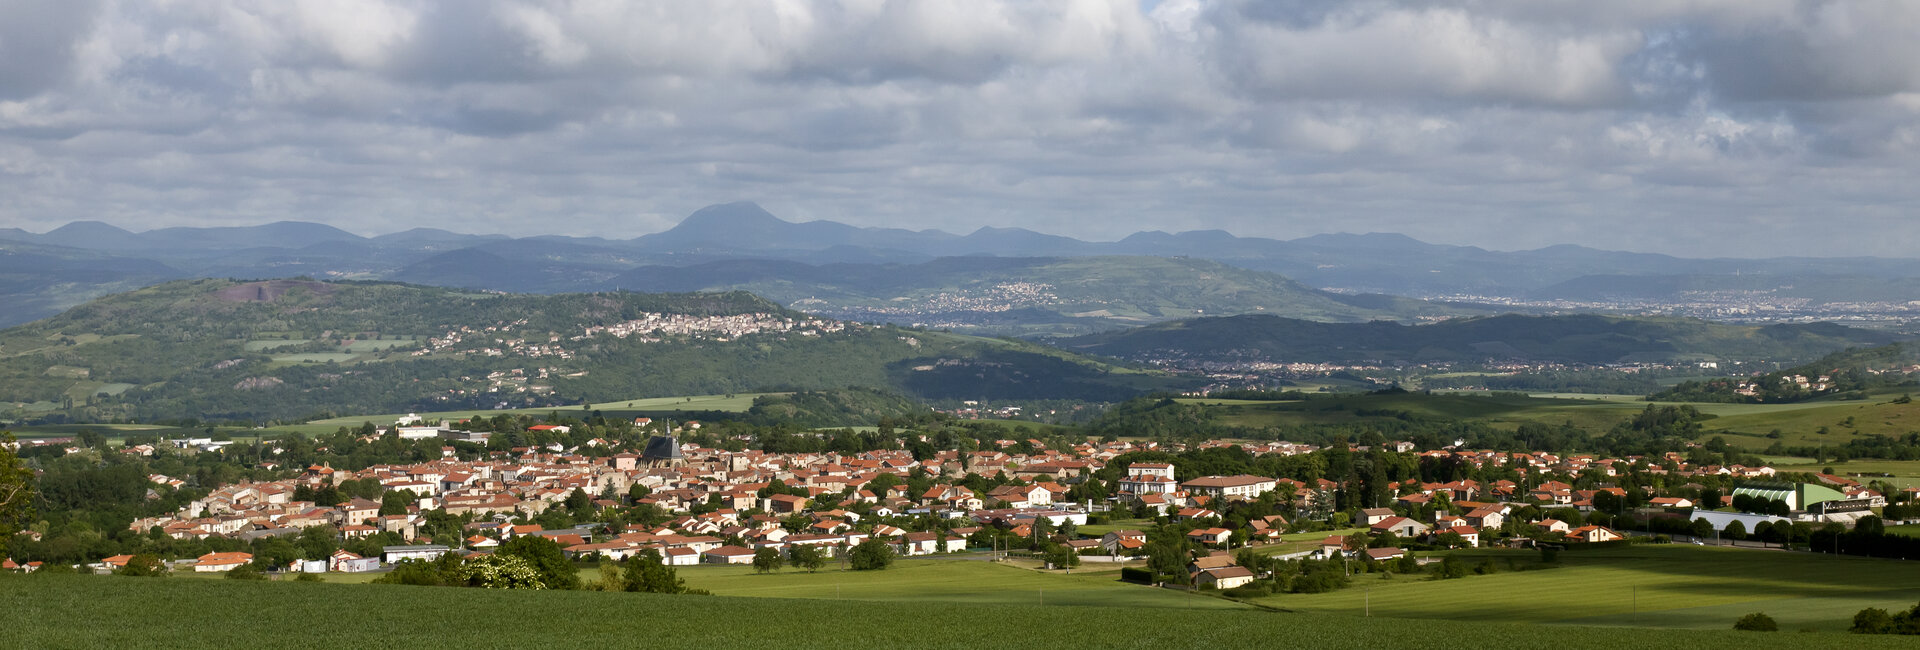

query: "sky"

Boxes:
[2, 1, 1918, 258]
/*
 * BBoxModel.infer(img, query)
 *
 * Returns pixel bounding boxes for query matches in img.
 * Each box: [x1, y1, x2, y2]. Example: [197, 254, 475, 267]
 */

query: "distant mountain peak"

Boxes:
[45, 220, 136, 237]
[674, 201, 788, 231]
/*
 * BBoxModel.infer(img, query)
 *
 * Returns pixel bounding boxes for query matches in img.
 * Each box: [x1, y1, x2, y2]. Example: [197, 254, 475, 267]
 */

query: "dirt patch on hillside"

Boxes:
[212, 280, 338, 303]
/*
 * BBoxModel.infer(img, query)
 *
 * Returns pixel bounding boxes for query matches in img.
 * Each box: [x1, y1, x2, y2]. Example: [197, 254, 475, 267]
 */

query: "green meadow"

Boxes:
[0, 572, 1881, 649]
[1254, 545, 1920, 633]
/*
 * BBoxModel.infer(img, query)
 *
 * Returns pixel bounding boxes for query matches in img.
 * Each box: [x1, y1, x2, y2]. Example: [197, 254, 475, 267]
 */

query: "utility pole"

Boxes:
[1365, 585, 1371, 617]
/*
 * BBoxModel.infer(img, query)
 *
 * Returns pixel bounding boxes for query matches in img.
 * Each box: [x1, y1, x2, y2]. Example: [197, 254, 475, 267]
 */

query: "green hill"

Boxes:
[0, 279, 1191, 424]
[1653, 343, 1920, 403]
[1063, 313, 1904, 365]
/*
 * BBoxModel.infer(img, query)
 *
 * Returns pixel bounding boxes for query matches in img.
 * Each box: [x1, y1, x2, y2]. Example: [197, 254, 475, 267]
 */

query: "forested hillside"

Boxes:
[0, 279, 1189, 424]
[1064, 313, 1903, 365]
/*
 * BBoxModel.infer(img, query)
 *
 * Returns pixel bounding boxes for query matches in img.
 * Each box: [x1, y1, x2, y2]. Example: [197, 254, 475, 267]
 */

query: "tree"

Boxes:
[225, 563, 268, 581]
[298, 525, 339, 560]
[1042, 543, 1079, 570]
[752, 547, 784, 574]
[624, 550, 689, 594]
[459, 554, 547, 589]
[1851, 607, 1895, 634]
[117, 554, 169, 577]
[0, 433, 33, 559]
[379, 490, 411, 517]
[1723, 520, 1747, 541]
[787, 544, 826, 573]
[1733, 612, 1778, 632]
[564, 487, 592, 513]
[849, 538, 894, 571]
[497, 535, 580, 590]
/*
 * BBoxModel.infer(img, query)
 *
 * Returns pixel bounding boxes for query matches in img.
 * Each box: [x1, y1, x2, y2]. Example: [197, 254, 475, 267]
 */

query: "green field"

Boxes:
[1255, 545, 1920, 632]
[1172, 389, 1920, 451]
[0, 573, 1877, 649]
[674, 558, 1239, 609]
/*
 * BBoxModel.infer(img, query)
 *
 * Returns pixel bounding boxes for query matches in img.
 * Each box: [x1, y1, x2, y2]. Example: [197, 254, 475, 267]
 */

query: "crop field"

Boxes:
[0, 573, 1873, 649]
[671, 558, 1240, 609]
[1253, 545, 1920, 632]
[1692, 395, 1920, 449]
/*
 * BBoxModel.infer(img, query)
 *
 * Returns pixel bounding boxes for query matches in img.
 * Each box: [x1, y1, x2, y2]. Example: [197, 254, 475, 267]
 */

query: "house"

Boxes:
[1196, 566, 1256, 590]
[1565, 525, 1622, 543]
[1434, 525, 1480, 548]
[330, 549, 380, 573]
[194, 552, 253, 572]
[1180, 475, 1276, 501]
[1364, 548, 1406, 562]
[1370, 516, 1429, 538]
[1102, 530, 1148, 555]
[1649, 496, 1694, 509]
[986, 484, 1052, 508]
[1536, 519, 1570, 534]
[1118, 463, 1178, 495]
[1464, 506, 1506, 530]
[384, 545, 451, 564]
[898, 532, 946, 556]
[1359, 507, 1396, 526]
[661, 547, 701, 566]
[1172, 507, 1218, 522]
[1187, 527, 1232, 547]
[702, 546, 757, 564]
[1316, 536, 1353, 559]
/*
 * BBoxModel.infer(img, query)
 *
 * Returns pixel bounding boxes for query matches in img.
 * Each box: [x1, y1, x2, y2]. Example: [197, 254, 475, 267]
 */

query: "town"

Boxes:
[14, 410, 1904, 599]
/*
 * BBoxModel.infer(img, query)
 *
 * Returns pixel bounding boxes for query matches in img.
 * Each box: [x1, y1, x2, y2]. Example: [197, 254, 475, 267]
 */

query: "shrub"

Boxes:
[293, 572, 324, 583]
[1119, 567, 1152, 584]
[115, 555, 168, 578]
[1733, 613, 1777, 632]
[225, 563, 267, 581]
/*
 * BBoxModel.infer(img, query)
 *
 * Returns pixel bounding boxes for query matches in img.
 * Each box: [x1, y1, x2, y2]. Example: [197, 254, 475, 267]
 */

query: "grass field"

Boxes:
[1254, 545, 1920, 632]
[0, 572, 1880, 649]
[673, 558, 1241, 609]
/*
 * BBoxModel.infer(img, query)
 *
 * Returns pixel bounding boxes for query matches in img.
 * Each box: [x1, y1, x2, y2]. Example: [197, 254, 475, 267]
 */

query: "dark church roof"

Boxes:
[642, 435, 683, 461]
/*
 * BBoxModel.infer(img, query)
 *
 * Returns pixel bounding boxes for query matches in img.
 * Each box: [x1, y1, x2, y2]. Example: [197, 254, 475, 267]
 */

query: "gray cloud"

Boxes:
[0, 0, 1917, 258]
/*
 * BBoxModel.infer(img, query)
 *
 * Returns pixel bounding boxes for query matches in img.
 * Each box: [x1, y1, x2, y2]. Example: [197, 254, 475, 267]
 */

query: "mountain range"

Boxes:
[7, 201, 1920, 329]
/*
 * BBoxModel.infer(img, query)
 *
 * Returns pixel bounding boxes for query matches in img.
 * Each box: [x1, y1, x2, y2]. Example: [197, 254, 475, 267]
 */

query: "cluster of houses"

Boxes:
[86, 421, 1896, 581]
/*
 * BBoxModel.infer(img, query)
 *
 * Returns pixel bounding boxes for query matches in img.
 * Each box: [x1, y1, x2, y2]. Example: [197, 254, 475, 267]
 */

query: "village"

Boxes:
[17, 412, 1901, 594]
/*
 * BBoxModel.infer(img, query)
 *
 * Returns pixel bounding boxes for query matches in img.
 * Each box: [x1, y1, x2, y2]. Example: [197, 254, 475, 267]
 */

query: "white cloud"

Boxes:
[0, 0, 1917, 257]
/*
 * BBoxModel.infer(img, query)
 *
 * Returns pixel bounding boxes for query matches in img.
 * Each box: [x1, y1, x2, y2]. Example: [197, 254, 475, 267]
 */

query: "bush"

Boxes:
[1119, 567, 1152, 584]
[293, 572, 325, 583]
[225, 563, 267, 581]
[850, 538, 894, 571]
[115, 555, 168, 578]
[1733, 612, 1778, 632]
[1223, 583, 1271, 598]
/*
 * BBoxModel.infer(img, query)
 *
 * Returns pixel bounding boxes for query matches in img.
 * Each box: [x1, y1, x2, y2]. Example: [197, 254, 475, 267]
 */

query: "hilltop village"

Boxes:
[15, 412, 1900, 584]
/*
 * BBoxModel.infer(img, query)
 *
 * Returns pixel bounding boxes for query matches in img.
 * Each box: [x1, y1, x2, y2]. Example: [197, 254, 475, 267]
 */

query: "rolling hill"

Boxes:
[1061, 313, 1906, 365]
[0, 279, 1193, 424]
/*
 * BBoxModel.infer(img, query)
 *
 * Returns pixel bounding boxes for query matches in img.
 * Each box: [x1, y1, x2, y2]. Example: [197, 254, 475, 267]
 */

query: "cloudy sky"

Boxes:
[2, 0, 1918, 257]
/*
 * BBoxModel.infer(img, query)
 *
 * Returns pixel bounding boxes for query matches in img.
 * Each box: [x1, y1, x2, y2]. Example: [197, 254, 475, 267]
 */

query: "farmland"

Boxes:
[1171, 389, 1920, 452]
[674, 557, 1242, 609]
[1254, 545, 1920, 633]
[0, 573, 1875, 649]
